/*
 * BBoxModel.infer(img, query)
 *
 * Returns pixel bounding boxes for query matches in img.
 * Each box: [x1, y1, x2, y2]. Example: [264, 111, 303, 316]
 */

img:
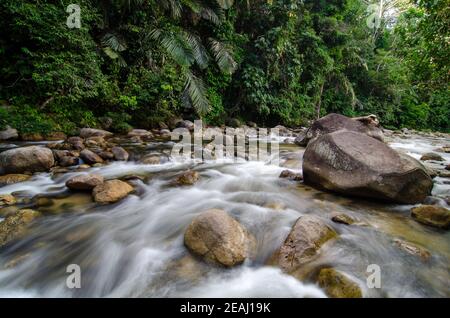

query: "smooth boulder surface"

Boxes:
[184, 209, 256, 267]
[0, 209, 41, 247]
[331, 213, 355, 225]
[111, 146, 129, 161]
[92, 180, 133, 204]
[66, 174, 104, 190]
[127, 129, 152, 138]
[420, 152, 444, 162]
[298, 113, 384, 146]
[80, 149, 104, 165]
[79, 128, 113, 138]
[411, 205, 450, 229]
[269, 215, 337, 273]
[173, 170, 199, 186]
[0, 146, 55, 174]
[0, 126, 18, 140]
[317, 268, 363, 298]
[303, 131, 433, 204]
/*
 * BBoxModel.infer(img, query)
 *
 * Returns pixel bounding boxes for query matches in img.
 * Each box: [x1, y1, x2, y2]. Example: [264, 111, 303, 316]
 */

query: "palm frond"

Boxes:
[159, 0, 183, 18]
[102, 33, 127, 52]
[201, 7, 221, 24]
[186, 33, 210, 69]
[185, 71, 210, 115]
[150, 28, 195, 67]
[209, 38, 237, 75]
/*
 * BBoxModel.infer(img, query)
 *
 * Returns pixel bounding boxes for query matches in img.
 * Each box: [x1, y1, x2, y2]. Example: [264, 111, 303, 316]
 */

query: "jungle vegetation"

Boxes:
[0, 0, 448, 133]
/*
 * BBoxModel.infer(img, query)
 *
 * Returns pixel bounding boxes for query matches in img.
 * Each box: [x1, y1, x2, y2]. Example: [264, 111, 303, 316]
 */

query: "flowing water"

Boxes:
[0, 132, 449, 298]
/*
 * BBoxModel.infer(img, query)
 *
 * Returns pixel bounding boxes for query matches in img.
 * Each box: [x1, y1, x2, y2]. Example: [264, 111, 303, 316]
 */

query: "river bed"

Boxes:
[0, 131, 449, 298]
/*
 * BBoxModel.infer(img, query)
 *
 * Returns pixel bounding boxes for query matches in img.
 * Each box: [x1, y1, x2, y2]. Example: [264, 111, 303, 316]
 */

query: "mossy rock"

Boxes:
[317, 268, 363, 298]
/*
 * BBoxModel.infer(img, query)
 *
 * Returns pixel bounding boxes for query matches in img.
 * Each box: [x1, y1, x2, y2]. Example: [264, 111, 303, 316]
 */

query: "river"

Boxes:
[0, 131, 449, 297]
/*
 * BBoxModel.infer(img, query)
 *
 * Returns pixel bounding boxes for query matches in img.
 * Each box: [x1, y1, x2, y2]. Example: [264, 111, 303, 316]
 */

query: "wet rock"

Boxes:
[127, 129, 152, 138]
[303, 131, 433, 204]
[317, 268, 363, 298]
[411, 205, 450, 229]
[53, 150, 70, 162]
[67, 137, 85, 151]
[0, 146, 55, 174]
[420, 152, 444, 162]
[79, 128, 113, 139]
[294, 132, 307, 146]
[279, 170, 303, 181]
[92, 179, 134, 204]
[67, 136, 84, 145]
[50, 167, 70, 174]
[184, 209, 256, 267]
[393, 239, 431, 261]
[0, 209, 41, 247]
[172, 170, 199, 186]
[128, 136, 142, 143]
[0, 174, 31, 186]
[45, 132, 66, 141]
[140, 154, 168, 165]
[80, 149, 104, 165]
[20, 132, 44, 141]
[0, 194, 16, 206]
[441, 146, 450, 153]
[111, 146, 129, 161]
[86, 136, 106, 146]
[156, 129, 171, 140]
[59, 156, 79, 167]
[66, 174, 104, 191]
[300, 113, 384, 146]
[439, 171, 450, 178]
[247, 121, 257, 128]
[0, 126, 18, 140]
[331, 213, 355, 225]
[99, 151, 114, 160]
[269, 215, 337, 273]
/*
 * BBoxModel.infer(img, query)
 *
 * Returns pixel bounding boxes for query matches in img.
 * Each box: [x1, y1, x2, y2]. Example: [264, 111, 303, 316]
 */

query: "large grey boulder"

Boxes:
[302, 131, 433, 204]
[297, 113, 384, 146]
[0, 146, 55, 174]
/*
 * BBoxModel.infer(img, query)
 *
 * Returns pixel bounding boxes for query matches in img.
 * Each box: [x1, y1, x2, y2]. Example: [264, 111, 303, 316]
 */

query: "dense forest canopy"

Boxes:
[0, 0, 448, 133]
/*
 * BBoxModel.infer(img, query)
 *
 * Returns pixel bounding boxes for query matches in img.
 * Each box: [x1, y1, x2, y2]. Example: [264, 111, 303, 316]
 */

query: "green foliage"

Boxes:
[0, 0, 448, 133]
